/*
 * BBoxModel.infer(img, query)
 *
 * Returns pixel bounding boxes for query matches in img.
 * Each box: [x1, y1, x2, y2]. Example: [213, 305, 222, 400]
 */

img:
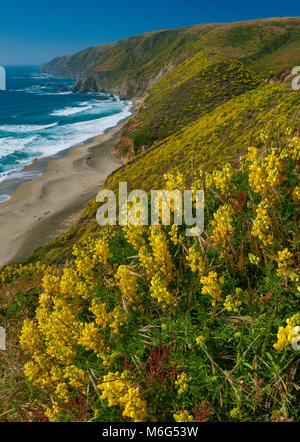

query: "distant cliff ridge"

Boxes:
[40, 43, 115, 78]
[41, 17, 300, 98]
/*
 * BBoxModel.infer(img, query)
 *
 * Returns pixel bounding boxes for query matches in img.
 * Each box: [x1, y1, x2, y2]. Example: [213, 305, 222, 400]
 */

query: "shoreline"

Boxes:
[0, 103, 132, 202]
[0, 113, 132, 267]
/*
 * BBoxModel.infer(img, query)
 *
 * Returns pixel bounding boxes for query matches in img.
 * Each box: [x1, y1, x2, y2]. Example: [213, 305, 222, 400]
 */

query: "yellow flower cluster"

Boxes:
[292, 186, 300, 202]
[246, 146, 259, 163]
[276, 248, 293, 278]
[186, 245, 205, 275]
[284, 134, 300, 160]
[0, 261, 47, 284]
[169, 224, 184, 246]
[200, 271, 224, 307]
[173, 410, 194, 422]
[138, 246, 157, 277]
[42, 363, 87, 419]
[20, 318, 43, 355]
[206, 163, 233, 194]
[45, 402, 61, 421]
[273, 313, 300, 351]
[260, 130, 269, 144]
[59, 268, 79, 297]
[19, 231, 133, 418]
[211, 203, 234, 250]
[150, 272, 173, 306]
[21, 307, 88, 418]
[109, 305, 127, 334]
[251, 200, 273, 246]
[78, 322, 104, 354]
[175, 372, 192, 395]
[224, 290, 242, 312]
[248, 253, 260, 265]
[195, 335, 206, 347]
[115, 265, 139, 305]
[123, 224, 147, 251]
[36, 298, 80, 365]
[93, 237, 113, 266]
[55, 382, 69, 402]
[164, 171, 186, 215]
[149, 225, 174, 280]
[164, 170, 186, 192]
[63, 365, 87, 391]
[97, 371, 147, 421]
[89, 298, 110, 328]
[230, 407, 240, 419]
[73, 236, 113, 284]
[248, 148, 282, 194]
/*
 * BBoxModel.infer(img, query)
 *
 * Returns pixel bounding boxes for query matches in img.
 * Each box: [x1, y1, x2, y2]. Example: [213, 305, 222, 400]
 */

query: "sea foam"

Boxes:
[51, 105, 93, 116]
[0, 123, 58, 133]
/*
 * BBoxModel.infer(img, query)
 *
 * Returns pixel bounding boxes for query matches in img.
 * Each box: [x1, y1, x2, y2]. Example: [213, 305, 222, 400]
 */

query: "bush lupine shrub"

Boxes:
[2, 131, 297, 422]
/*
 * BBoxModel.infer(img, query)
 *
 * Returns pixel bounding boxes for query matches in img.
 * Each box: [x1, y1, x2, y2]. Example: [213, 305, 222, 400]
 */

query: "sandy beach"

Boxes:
[0, 121, 126, 267]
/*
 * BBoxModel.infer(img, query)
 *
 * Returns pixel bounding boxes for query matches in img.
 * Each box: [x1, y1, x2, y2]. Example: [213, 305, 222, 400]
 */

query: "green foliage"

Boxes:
[108, 84, 300, 192]
[3, 135, 299, 422]
[69, 18, 300, 96]
[1, 17, 300, 423]
[126, 54, 262, 151]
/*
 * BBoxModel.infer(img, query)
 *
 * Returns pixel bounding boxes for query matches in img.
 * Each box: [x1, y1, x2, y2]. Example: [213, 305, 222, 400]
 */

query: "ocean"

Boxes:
[0, 66, 131, 202]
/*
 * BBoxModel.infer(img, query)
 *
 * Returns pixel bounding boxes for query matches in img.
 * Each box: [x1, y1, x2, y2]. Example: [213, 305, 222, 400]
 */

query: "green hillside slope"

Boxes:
[72, 17, 300, 97]
[18, 82, 300, 264]
[1, 17, 300, 423]
[40, 43, 115, 78]
[1, 119, 299, 422]
[116, 54, 263, 154]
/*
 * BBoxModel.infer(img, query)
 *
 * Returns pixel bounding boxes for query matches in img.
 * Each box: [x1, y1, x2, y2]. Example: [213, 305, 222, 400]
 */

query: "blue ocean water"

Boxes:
[0, 66, 131, 201]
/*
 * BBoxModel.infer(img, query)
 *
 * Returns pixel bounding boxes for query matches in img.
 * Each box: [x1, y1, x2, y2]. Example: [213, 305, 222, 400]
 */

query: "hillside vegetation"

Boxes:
[40, 43, 115, 78]
[1, 129, 299, 422]
[111, 83, 300, 189]
[115, 54, 262, 153]
[42, 18, 300, 98]
[1, 17, 300, 422]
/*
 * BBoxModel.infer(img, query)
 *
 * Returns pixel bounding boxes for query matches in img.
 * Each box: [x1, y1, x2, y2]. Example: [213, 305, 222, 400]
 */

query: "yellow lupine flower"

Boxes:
[123, 224, 147, 250]
[274, 313, 300, 351]
[77, 322, 103, 354]
[169, 224, 184, 245]
[173, 410, 194, 422]
[64, 365, 87, 392]
[200, 271, 224, 307]
[186, 244, 205, 275]
[211, 203, 234, 250]
[277, 248, 293, 277]
[251, 200, 273, 246]
[149, 225, 174, 280]
[20, 319, 42, 355]
[248, 253, 260, 265]
[150, 272, 173, 306]
[98, 371, 147, 422]
[175, 372, 192, 395]
[115, 265, 140, 304]
[224, 293, 242, 312]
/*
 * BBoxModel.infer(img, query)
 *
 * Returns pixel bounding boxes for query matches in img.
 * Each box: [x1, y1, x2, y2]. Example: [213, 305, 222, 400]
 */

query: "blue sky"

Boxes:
[0, 0, 299, 65]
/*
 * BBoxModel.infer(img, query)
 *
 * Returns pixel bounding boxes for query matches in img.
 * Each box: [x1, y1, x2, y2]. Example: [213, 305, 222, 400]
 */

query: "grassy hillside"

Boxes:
[115, 53, 263, 154]
[4, 82, 299, 266]
[1, 17, 300, 423]
[71, 17, 300, 97]
[40, 43, 115, 78]
[109, 83, 300, 191]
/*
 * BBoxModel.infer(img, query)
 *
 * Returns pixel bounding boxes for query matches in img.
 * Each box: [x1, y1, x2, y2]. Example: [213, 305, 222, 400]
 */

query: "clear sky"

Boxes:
[0, 0, 299, 65]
